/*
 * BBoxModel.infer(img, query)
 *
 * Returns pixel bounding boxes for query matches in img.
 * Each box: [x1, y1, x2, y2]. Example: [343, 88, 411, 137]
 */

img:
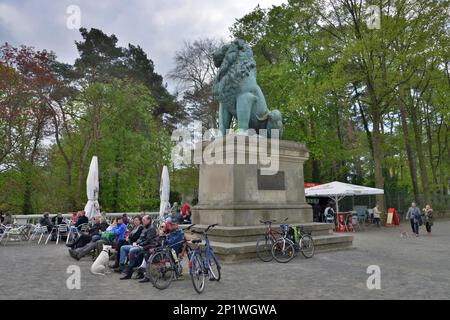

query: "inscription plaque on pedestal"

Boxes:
[257, 169, 285, 190]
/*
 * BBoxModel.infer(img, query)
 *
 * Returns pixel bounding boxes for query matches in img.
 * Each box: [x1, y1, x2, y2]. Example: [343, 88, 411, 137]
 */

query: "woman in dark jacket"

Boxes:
[111, 215, 143, 268]
[422, 204, 434, 235]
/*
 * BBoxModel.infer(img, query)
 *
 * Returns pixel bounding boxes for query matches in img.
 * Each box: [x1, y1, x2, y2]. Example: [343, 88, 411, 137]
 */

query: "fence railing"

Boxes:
[9, 212, 160, 225]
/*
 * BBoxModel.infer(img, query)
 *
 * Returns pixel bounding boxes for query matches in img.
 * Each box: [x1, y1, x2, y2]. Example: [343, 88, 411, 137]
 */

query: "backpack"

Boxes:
[100, 230, 115, 244]
[287, 226, 300, 243]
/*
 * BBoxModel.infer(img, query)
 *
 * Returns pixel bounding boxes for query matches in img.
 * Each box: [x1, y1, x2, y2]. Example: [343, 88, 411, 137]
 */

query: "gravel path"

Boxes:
[1, 219, 449, 300]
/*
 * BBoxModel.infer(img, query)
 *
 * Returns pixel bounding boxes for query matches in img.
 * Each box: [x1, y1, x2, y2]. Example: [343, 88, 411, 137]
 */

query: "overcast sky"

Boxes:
[0, 0, 285, 91]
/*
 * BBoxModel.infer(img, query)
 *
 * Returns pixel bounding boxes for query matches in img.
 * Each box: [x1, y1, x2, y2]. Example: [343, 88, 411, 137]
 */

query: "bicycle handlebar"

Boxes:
[190, 223, 218, 235]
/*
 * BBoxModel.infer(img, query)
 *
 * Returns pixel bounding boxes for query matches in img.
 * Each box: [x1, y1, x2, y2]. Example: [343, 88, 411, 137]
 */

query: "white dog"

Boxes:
[91, 244, 112, 275]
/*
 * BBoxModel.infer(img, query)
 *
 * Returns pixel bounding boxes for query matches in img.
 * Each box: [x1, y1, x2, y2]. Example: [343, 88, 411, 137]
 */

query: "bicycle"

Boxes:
[256, 218, 288, 262]
[146, 225, 193, 290]
[188, 223, 221, 294]
[271, 224, 315, 263]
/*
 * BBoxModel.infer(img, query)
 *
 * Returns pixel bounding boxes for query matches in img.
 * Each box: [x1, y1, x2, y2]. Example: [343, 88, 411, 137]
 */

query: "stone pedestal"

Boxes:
[186, 135, 352, 263]
[192, 135, 313, 227]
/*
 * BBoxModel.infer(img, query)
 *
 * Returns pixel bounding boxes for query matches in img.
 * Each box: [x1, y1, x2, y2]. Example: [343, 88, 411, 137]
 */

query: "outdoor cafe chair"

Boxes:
[66, 223, 78, 244]
[341, 213, 349, 232]
[351, 214, 361, 231]
[356, 208, 367, 229]
[1, 225, 24, 245]
[79, 223, 90, 233]
[29, 224, 43, 242]
[66, 223, 88, 244]
[367, 209, 374, 225]
[37, 226, 49, 244]
[44, 226, 56, 244]
[55, 224, 69, 245]
[0, 225, 12, 245]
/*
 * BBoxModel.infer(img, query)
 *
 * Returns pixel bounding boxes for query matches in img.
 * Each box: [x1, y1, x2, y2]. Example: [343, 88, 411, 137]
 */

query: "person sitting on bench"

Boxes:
[115, 215, 158, 280]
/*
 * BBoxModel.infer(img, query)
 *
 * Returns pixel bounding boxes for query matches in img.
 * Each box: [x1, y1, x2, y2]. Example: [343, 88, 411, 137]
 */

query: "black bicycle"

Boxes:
[147, 225, 193, 290]
[271, 224, 315, 263]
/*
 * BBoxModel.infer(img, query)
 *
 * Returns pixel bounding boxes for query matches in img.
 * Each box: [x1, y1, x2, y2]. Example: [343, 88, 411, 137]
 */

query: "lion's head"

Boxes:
[212, 39, 256, 104]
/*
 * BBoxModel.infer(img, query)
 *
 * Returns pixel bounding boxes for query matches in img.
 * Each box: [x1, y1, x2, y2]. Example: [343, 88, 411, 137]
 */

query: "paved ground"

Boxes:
[1, 219, 449, 300]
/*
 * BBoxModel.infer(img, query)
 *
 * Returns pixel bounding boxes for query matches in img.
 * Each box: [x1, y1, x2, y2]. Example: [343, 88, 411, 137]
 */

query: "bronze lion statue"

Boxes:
[212, 39, 283, 138]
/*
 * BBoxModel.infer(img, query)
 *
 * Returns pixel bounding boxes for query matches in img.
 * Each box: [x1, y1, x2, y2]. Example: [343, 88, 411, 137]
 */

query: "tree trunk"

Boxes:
[310, 120, 320, 182]
[372, 112, 385, 211]
[52, 114, 76, 210]
[409, 102, 431, 205]
[424, 104, 438, 203]
[398, 97, 420, 203]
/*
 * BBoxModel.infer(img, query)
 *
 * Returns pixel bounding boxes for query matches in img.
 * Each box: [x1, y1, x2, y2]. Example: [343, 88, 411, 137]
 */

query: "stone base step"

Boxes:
[202, 233, 353, 263]
[183, 222, 336, 244]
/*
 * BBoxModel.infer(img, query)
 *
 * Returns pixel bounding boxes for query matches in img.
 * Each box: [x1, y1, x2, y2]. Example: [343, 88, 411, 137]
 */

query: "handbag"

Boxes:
[417, 215, 423, 226]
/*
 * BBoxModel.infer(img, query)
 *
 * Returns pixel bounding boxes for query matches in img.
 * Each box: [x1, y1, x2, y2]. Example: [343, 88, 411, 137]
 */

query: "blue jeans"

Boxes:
[410, 218, 419, 235]
[120, 245, 132, 265]
[120, 245, 143, 265]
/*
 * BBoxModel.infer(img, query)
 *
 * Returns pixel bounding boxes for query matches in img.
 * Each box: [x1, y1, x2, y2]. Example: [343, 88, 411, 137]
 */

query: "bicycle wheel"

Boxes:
[256, 235, 274, 262]
[272, 238, 295, 263]
[190, 252, 206, 294]
[300, 234, 315, 258]
[207, 252, 221, 281]
[147, 250, 174, 290]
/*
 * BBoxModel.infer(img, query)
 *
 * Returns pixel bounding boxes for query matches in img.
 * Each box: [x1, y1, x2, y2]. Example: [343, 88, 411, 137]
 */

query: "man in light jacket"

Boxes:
[406, 202, 421, 236]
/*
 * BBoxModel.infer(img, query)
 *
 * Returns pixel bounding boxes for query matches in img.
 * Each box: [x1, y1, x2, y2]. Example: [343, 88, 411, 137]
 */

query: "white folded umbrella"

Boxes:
[159, 165, 170, 219]
[84, 156, 100, 219]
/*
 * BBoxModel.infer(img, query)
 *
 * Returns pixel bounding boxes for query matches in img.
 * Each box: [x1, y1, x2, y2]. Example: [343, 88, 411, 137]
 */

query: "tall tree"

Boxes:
[168, 38, 222, 129]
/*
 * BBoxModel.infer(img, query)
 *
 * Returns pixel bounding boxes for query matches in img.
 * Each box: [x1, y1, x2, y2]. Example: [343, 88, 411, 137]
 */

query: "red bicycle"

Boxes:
[256, 218, 288, 262]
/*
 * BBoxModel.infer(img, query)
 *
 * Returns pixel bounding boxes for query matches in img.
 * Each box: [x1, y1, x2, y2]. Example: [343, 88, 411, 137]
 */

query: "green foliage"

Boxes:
[231, 0, 450, 209]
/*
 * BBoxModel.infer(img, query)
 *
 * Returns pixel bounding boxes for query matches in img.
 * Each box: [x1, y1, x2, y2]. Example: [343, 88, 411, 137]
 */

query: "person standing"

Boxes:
[324, 203, 335, 224]
[406, 202, 421, 237]
[422, 204, 434, 235]
[372, 203, 381, 227]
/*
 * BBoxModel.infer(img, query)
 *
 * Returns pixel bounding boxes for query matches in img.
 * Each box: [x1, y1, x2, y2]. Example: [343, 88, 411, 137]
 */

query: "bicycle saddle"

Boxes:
[280, 224, 289, 229]
[191, 239, 202, 244]
[260, 219, 276, 224]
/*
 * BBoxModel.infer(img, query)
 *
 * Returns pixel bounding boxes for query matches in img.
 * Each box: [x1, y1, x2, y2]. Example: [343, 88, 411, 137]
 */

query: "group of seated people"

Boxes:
[162, 201, 192, 224]
[36, 210, 89, 241]
[67, 211, 187, 282]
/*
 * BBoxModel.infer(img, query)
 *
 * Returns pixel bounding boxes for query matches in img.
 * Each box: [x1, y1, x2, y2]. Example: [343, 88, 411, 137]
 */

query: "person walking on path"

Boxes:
[422, 204, 434, 235]
[407, 202, 421, 237]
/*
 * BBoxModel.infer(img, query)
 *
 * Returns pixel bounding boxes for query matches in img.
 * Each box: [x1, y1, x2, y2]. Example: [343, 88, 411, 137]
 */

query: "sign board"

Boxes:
[386, 208, 399, 227]
[386, 211, 394, 225]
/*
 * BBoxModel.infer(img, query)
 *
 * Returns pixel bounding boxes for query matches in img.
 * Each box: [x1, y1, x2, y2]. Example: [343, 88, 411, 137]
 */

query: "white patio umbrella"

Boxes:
[159, 165, 170, 219]
[84, 156, 100, 219]
[305, 181, 384, 212]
